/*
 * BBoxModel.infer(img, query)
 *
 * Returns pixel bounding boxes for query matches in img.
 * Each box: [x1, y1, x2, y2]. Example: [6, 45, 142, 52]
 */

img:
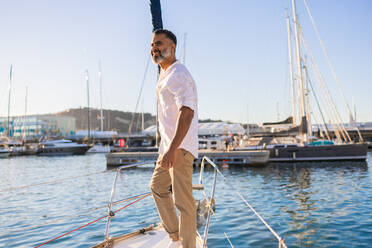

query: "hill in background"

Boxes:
[57, 108, 156, 133]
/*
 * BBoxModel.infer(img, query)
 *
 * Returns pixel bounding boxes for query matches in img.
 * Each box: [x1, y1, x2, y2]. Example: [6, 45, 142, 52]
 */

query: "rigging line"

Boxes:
[128, 54, 151, 136]
[34, 193, 151, 248]
[300, 30, 351, 142]
[306, 70, 331, 140]
[224, 232, 234, 248]
[201, 157, 286, 247]
[299, 17, 348, 143]
[0, 169, 114, 193]
[303, 0, 363, 142]
[307, 56, 344, 142]
[9, 193, 151, 235]
[310, 110, 324, 139]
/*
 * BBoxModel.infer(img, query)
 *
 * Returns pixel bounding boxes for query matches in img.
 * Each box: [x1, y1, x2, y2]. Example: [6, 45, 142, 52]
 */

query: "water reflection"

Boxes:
[1, 154, 370, 247]
[199, 160, 368, 247]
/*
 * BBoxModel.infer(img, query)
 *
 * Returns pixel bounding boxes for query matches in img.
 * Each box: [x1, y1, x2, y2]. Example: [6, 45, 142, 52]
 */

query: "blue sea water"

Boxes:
[0, 152, 371, 247]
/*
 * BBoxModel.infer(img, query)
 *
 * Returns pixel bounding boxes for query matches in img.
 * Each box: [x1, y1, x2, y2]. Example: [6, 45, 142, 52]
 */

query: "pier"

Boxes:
[106, 149, 270, 167]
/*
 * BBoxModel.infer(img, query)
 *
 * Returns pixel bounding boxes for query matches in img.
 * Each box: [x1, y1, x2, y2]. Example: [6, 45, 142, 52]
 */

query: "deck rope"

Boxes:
[33, 193, 151, 248]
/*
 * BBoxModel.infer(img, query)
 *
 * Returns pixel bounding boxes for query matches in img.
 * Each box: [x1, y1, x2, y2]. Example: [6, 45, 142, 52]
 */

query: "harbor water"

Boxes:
[1, 152, 371, 247]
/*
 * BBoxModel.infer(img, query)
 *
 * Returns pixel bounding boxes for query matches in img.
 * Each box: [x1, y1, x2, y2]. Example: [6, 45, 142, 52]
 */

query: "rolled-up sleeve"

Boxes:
[167, 72, 197, 111]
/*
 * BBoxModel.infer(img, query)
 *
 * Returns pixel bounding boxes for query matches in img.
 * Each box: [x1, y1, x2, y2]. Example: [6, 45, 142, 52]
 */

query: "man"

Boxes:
[150, 29, 198, 248]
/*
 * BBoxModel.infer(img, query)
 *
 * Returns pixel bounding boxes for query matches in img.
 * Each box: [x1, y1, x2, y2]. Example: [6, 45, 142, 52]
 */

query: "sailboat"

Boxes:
[90, 157, 287, 248]
[239, 0, 368, 162]
[88, 61, 111, 153]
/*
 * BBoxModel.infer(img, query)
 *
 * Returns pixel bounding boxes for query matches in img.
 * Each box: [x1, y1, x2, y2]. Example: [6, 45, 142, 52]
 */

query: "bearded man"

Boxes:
[149, 29, 198, 248]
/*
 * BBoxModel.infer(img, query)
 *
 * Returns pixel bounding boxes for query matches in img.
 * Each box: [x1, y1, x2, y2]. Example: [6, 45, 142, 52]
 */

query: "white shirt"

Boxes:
[156, 61, 198, 158]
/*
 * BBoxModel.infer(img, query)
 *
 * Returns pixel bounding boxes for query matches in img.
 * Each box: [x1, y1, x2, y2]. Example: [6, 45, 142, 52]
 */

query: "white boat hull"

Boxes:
[92, 225, 204, 248]
[0, 151, 10, 158]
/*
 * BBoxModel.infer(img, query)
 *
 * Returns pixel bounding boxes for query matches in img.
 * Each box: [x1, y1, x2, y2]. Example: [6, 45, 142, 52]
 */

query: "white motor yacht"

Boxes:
[0, 144, 11, 158]
[37, 139, 90, 156]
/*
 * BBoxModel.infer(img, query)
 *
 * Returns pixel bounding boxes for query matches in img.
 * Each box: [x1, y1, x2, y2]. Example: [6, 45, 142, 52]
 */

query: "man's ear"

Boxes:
[171, 43, 176, 55]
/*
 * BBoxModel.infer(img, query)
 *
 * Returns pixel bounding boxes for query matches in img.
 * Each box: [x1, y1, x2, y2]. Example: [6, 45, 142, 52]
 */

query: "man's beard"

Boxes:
[152, 47, 171, 64]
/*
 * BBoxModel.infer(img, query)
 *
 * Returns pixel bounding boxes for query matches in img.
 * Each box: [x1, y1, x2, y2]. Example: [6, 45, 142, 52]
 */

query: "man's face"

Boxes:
[151, 33, 174, 64]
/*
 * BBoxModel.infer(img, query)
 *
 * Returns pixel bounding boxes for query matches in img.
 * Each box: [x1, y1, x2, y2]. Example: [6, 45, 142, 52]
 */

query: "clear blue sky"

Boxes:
[0, 0, 371, 124]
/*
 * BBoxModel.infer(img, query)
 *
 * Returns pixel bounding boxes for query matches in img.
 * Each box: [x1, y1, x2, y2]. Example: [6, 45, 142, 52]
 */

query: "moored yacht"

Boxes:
[236, 137, 368, 162]
[37, 139, 90, 156]
[267, 142, 368, 162]
[0, 144, 11, 158]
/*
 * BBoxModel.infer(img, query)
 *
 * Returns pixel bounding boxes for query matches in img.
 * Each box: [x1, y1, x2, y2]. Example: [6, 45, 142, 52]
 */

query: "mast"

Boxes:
[7, 65, 13, 137]
[149, 0, 163, 148]
[85, 69, 91, 142]
[98, 60, 104, 132]
[353, 97, 356, 123]
[303, 57, 312, 138]
[23, 86, 28, 140]
[276, 102, 280, 121]
[286, 9, 296, 126]
[291, 0, 307, 141]
[141, 98, 145, 133]
[246, 104, 250, 137]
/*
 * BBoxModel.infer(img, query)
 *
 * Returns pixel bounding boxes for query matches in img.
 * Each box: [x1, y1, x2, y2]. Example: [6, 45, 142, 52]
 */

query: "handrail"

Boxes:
[104, 160, 157, 241]
[199, 156, 287, 248]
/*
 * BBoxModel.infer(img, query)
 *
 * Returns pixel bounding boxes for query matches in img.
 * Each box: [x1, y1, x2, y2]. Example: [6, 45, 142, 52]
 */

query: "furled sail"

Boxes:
[149, 0, 163, 31]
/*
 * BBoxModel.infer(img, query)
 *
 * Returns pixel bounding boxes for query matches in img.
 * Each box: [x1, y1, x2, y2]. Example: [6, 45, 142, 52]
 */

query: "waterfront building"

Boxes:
[0, 115, 76, 139]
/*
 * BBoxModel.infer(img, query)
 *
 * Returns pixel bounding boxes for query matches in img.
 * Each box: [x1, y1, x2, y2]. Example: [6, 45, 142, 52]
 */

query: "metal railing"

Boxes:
[104, 161, 156, 241]
[199, 156, 287, 248]
[103, 157, 287, 248]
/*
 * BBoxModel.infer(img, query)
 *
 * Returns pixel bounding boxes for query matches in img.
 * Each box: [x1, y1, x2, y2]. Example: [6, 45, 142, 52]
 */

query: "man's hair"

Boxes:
[153, 29, 177, 45]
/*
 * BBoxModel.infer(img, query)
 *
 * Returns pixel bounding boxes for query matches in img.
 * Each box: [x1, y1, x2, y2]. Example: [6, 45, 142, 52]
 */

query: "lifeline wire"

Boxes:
[34, 193, 151, 248]
[202, 156, 287, 248]
[6, 192, 151, 235]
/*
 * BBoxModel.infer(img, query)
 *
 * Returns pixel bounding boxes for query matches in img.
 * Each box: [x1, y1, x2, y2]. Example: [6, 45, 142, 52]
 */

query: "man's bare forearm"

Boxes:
[169, 106, 194, 151]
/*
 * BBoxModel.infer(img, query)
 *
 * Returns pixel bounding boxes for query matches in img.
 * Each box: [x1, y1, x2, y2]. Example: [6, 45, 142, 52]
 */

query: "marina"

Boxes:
[1, 153, 371, 247]
[106, 149, 270, 167]
[1, 0, 372, 247]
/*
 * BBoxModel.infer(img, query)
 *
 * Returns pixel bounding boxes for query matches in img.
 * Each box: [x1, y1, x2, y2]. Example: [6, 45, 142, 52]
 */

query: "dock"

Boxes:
[106, 149, 270, 167]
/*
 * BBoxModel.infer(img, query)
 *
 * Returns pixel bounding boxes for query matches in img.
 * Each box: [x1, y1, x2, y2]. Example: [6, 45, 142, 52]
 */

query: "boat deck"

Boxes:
[92, 225, 204, 248]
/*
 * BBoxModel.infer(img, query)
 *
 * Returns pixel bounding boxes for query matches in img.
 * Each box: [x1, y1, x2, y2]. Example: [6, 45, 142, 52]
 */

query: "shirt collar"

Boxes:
[161, 60, 179, 74]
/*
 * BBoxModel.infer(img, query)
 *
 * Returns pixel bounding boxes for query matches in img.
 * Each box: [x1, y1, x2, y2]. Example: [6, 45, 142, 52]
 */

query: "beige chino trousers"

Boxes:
[150, 149, 196, 248]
